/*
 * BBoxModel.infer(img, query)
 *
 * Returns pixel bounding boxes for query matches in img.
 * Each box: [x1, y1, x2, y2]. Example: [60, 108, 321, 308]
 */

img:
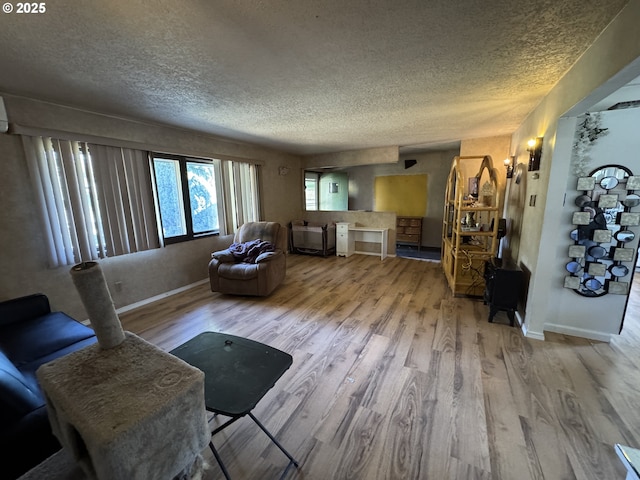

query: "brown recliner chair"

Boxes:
[209, 222, 287, 296]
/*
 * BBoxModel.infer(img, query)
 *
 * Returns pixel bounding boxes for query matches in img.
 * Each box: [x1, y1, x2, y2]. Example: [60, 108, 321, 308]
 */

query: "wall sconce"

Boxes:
[527, 137, 543, 171]
[504, 156, 515, 179]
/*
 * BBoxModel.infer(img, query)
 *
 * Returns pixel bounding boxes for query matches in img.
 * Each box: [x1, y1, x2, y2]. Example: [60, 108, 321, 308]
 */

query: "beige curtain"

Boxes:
[222, 161, 262, 233]
[90, 144, 160, 255]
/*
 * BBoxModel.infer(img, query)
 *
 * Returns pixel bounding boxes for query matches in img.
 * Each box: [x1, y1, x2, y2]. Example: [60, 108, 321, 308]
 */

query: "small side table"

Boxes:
[171, 332, 299, 480]
[484, 257, 523, 326]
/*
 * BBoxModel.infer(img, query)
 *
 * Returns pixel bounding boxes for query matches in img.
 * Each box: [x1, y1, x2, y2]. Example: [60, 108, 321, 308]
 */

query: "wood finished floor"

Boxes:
[119, 254, 640, 480]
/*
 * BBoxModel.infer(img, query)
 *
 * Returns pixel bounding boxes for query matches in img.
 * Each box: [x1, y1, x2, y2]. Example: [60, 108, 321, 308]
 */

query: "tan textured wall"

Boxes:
[322, 149, 458, 248]
[459, 135, 511, 211]
[302, 146, 399, 169]
[0, 98, 302, 320]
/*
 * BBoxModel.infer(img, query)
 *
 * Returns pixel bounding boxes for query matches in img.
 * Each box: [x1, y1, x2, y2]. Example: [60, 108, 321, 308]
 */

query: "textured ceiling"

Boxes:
[0, 0, 631, 155]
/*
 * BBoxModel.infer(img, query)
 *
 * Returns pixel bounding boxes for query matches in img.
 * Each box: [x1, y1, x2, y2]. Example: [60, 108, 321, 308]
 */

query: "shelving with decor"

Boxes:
[442, 155, 502, 296]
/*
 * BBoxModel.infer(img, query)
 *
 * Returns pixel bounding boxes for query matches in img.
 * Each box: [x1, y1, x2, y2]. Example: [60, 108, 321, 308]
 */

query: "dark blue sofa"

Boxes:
[0, 293, 97, 479]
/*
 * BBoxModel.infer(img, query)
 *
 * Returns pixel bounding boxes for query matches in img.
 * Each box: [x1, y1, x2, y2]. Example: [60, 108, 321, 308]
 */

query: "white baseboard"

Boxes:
[521, 322, 545, 341]
[79, 278, 210, 325]
[544, 323, 613, 342]
[519, 313, 546, 340]
[116, 278, 209, 315]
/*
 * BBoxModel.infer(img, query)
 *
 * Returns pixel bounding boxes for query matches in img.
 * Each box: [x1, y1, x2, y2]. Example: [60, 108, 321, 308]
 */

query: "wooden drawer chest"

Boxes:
[396, 216, 422, 248]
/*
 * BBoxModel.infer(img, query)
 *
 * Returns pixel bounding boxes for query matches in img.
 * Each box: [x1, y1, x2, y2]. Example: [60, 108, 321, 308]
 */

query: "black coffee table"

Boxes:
[171, 331, 299, 479]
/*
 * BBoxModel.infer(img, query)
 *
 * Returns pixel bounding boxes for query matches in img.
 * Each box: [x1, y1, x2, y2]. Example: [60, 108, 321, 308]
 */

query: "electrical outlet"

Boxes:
[529, 195, 537, 207]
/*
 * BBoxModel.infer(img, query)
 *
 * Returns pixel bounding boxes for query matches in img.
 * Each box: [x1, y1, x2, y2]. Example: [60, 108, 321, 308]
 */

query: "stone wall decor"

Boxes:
[571, 112, 609, 177]
[565, 164, 638, 297]
[626, 176, 640, 190]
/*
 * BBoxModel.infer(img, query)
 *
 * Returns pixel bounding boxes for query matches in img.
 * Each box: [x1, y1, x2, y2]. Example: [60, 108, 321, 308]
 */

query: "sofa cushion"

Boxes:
[211, 249, 235, 263]
[235, 222, 281, 246]
[0, 293, 50, 328]
[256, 251, 280, 263]
[218, 262, 259, 280]
[0, 404, 62, 480]
[0, 312, 95, 368]
[0, 294, 98, 480]
[0, 350, 42, 424]
[19, 335, 98, 398]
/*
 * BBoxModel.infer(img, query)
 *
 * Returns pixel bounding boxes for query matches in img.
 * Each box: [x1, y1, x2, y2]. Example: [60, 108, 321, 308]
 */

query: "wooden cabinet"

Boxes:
[396, 216, 422, 248]
[441, 156, 502, 297]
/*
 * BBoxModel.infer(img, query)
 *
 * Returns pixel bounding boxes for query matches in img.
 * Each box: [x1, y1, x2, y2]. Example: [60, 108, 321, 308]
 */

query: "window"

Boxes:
[152, 155, 220, 243]
[304, 172, 319, 210]
[188, 162, 219, 234]
[24, 134, 261, 264]
[153, 158, 187, 238]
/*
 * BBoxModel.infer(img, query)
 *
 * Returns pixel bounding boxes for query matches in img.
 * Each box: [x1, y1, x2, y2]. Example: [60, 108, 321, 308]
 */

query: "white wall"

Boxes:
[510, 0, 640, 340]
[543, 108, 640, 340]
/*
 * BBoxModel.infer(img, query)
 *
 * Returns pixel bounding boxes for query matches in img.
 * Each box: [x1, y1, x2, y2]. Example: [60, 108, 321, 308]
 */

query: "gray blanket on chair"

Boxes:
[229, 239, 274, 263]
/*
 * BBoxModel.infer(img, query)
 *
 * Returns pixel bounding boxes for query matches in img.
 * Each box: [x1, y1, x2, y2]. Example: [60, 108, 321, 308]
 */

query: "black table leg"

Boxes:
[209, 441, 232, 480]
[488, 305, 498, 323]
[248, 412, 299, 478]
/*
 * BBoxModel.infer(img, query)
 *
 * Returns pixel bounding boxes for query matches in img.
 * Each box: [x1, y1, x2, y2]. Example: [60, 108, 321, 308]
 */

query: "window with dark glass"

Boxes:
[152, 155, 219, 243]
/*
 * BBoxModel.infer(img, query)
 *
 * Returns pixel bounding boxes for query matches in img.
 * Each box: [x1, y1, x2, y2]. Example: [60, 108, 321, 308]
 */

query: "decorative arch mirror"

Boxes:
[565, 164, 637, 297]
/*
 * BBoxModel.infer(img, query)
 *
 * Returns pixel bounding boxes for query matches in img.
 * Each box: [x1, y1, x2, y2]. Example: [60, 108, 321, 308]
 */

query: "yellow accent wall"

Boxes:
[374, 174, 427, 216]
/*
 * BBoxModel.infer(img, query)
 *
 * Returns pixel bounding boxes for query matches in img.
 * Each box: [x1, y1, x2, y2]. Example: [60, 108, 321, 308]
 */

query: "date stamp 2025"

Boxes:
[3, 2, 47, 14]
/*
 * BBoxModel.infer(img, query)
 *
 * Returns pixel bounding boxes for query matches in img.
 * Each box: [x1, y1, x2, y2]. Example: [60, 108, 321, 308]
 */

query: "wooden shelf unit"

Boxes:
[442, 155, 502, 297]
[396, 216, 422, 248]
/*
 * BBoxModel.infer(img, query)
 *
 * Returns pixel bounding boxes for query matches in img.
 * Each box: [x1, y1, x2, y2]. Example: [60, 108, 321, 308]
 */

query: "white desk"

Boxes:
[336, 223, 388, 260]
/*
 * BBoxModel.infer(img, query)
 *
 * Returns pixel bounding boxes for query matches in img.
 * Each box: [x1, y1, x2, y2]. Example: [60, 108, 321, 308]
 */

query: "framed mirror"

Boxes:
[600, 176, 619, 190]
[570, 228, 590, 241]
[609, 264, 630, 277]
[587, 245, 607, 259]
[565, 260, 583, 274]
[565, 164, 637, 297]
[575, 194, 592, 207]
[584, 277, 603, 292]
[623, 193, 640, 208]
[615, 230, 635, 243]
